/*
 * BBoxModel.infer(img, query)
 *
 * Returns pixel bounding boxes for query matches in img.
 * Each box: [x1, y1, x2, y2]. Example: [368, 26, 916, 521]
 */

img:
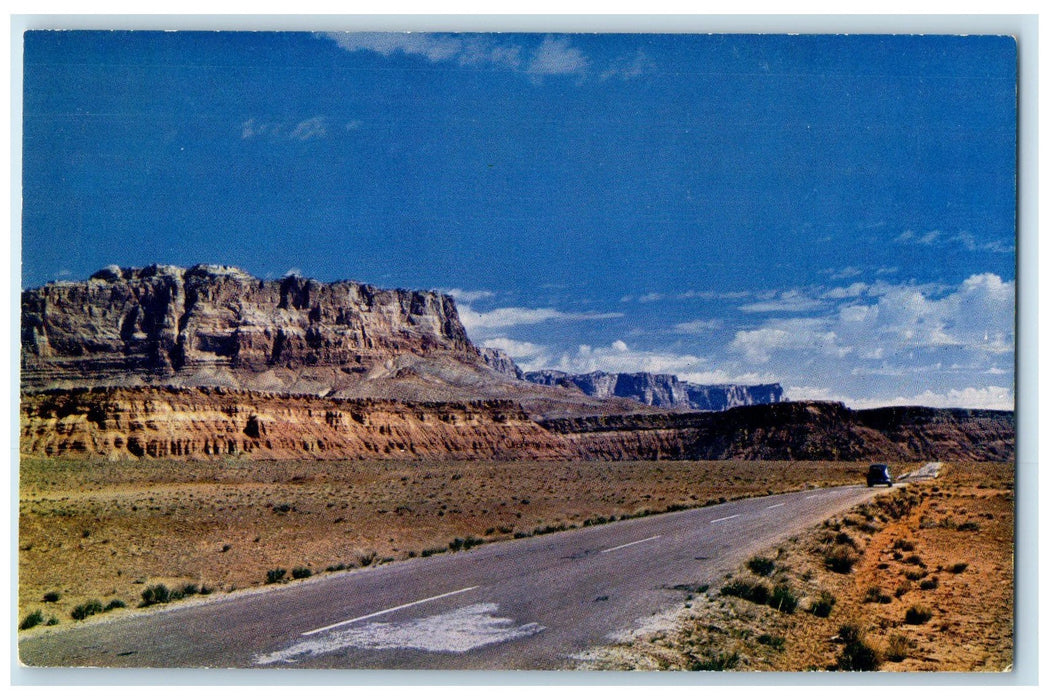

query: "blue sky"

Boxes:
[21, 31, 1016, 409]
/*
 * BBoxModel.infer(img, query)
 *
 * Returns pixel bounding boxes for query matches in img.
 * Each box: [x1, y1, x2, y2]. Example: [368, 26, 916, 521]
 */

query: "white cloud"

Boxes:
[458, 304, 621, 331]
[289, 116, 327, 141]
[730, 318, 849, 363]
[638, 292, 665, 303]
[551, 340, 708, 376]
[242, 116, 329, 141]
[528, 36, 589, 77]
[823, 282, 868, 299]
[444, 288, 495, 304]
[600, 49, 656, 81]
[786, 384, 1013, 410]
[326, 32, 463, 62]
[895, 228, 1014, 254]
[481, 337, 550, 365]
[325, 32, 590, 80]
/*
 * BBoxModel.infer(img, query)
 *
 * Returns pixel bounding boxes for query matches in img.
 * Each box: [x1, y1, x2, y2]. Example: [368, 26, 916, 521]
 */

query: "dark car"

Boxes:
[866, 463, 893, 487]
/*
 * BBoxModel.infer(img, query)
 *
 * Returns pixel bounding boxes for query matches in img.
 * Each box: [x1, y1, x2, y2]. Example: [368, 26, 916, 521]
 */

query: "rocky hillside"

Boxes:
[20, 386, 577, 461]
[523, 369, 784, 411]
[540, 402, 1014, 462]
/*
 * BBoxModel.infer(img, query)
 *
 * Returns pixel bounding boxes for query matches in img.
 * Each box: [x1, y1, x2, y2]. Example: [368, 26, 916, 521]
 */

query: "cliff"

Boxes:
[21, 264, 481, 395]
[523, 370, 784, 411]
[540, 402, 1014, 462]
[20, 386, 577, 461]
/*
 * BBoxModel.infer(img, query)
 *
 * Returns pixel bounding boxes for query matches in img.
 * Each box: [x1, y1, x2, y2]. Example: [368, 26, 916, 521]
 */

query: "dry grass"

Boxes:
[576, 461, 1014, 672]
[18, 457, 875, 627]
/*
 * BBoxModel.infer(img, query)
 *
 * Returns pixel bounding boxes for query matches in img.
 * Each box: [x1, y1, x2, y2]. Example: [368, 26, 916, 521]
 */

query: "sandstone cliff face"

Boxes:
[20, 387, 578, 461]
[523, 370, 784, 412]
[22, 265, 479, 393]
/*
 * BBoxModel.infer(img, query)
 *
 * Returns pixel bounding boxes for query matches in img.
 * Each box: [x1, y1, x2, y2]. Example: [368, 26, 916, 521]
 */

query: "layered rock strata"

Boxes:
[20, 387, 578, 461]
[539, 402, 1014, 463]
[20, 388, 1013, 463]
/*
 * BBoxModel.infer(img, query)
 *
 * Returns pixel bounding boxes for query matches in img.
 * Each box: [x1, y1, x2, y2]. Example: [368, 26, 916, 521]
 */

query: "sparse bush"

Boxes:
[104, 599, 126, 611]
[958, 521, 980, 532]
[272, 503, 291, 514]
[688, 650, 740, 671]
[181, 583, 200, 597]
[893, 539, 916, 552]
[140, 584, 171, 607]
[919, 576, 939, 591]
[746, 556, 775, 577]
[894, 582, 911, 598]
[836, 624, 882, 671]
[904, 554, 924, 567]
[265, 569, 287, 585]
[824, 546, 859, 573]
[42, 591, 61, 603]
[356, 551, 377, 567]
[948, 562, 969, 574]
[885, 634, 910, 662]
[809, 591, 836, 617]
[905, 605, 933, 624]
[45, 616, 59, 626]
[71, 600, 104, 621]
[720, 579, 769, 605]
[20, 610, 44, 630]
[757, 633, 786, 651]
[904, 569, 927, 581]
[768, 584, 798, 613]
[292, 567, 312, 580]
[834, 532, 856, 547]
[864, 586, 892, 604]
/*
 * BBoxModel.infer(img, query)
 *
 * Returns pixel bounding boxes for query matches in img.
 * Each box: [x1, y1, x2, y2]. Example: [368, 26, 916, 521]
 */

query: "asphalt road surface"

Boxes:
[19, 484, 888, 670]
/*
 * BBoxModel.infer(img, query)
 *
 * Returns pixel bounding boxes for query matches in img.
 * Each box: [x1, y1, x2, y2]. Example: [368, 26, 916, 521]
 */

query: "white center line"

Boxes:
[766, 503, 785, 510]
[301, 585, 478, 636]
[710, 513, 741, 524]
[601, 535, 661, 553]
[805, 494, 820, 500]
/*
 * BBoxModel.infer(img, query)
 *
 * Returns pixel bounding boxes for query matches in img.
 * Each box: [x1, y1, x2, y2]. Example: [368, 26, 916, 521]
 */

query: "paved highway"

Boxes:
[19, 484, 887, 670]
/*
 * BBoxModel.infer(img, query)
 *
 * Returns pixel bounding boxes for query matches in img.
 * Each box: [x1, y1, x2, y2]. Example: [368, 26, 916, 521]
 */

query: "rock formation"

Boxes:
[19, 386, 1013, 463]
[21, 264, 480, 395]
[20, 386, 577, 461]
[523, 369, 784, 411]
[539, 402, 1014, 462]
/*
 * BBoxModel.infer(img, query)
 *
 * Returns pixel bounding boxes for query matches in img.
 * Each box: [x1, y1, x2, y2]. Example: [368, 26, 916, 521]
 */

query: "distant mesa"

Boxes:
[521, 369, 784, 412]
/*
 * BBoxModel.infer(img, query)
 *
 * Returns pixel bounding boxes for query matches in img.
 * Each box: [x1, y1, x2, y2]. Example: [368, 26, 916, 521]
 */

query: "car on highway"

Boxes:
[866, 463, 893, 487]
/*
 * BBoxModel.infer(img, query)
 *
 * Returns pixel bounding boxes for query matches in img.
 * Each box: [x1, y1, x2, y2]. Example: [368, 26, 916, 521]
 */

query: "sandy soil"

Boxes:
[575, 461, 1014, 673]
[18, 458, 877, 628]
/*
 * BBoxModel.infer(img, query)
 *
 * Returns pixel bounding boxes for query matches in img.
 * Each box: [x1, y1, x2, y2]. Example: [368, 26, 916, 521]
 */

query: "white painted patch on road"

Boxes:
[710, 514, 741, 523]
[253, 603, 544, 665]
[766, 503, 785, 510]
[805, 494, 820, 499]
[301, 585, 477, 636]
[601, 535, 661, 553]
